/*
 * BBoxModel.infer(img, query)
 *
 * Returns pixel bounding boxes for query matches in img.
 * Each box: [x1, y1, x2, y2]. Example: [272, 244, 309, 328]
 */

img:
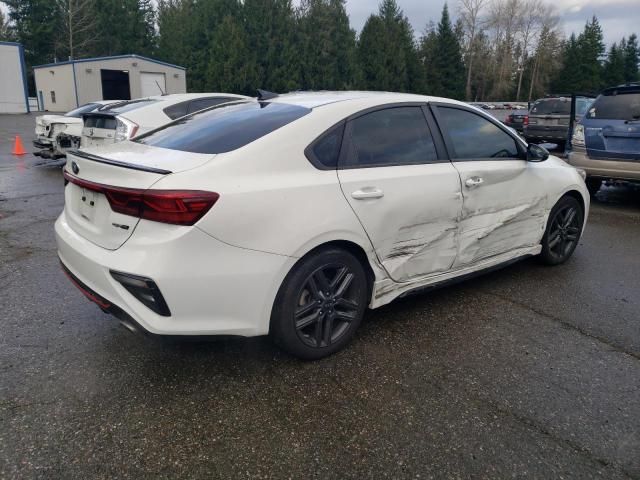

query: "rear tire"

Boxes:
[539, 196, 584, 265]
[586, 177, 602, 196]
[270, 248, 368, 360]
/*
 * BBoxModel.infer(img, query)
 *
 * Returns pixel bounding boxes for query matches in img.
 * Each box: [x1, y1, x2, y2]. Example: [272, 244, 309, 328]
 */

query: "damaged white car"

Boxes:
[56, 91, 589, 359]
[34, 101, 118, 158]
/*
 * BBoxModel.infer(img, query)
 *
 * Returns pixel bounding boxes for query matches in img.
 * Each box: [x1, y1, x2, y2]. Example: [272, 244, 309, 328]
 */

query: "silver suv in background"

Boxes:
[524, 96, 593, 147]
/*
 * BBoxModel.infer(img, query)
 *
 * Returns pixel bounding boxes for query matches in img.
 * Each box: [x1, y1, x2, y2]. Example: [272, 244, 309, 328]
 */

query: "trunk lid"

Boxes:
[81, 113, 118, 148]
[64, 142, 215, 250]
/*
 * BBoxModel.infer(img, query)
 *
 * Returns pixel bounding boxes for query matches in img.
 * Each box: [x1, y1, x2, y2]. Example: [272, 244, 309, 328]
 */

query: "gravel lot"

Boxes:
[1, 113, 639, 479]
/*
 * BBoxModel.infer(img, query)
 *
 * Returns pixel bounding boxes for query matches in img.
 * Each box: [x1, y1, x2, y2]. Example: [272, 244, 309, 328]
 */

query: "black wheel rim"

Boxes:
[548, 205, 581, 259]
[294, 263, 361, 348]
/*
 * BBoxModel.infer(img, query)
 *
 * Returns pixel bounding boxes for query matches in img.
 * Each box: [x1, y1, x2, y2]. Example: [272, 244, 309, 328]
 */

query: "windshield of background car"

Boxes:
[530, 99, 571, 115]
[136, 102, 311, 154]
[97, 99, 157, 115]
[586, 92, 640, 120]
[65, 103, 100, 118]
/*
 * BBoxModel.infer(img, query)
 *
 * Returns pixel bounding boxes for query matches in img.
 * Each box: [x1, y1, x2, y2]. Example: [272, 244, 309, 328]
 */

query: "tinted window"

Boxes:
[163, 101, 189, 120]
[188, 97, 235, 114]
[344, 107, 437, 167]
[576, 97, 594, 116]
[586, 92, 640, 120]
[137, 102, 310, 154]
[306, 123, 345, 168]
[65, 103, 99, 118]
[530, 99, 571, 115]
[439, 107, 520, 159]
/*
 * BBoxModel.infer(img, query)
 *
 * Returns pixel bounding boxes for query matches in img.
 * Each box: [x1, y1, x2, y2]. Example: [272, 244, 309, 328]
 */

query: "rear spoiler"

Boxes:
[68, 149, 172, 175]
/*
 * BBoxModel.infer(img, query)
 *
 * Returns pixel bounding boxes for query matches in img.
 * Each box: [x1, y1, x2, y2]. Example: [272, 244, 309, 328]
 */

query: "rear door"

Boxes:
[337, 104, 463, 282]
[432, 104, 547, 267]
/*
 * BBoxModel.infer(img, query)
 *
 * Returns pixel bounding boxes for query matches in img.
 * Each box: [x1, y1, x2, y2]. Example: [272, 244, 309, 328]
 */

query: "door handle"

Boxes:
[465, 177, 484, 188]
[351, 188, 384, 200]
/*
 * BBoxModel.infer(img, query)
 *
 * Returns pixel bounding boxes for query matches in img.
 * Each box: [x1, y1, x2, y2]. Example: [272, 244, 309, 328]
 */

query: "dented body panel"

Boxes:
[338, 163, 463, 282]
[452, 159, 547, 267]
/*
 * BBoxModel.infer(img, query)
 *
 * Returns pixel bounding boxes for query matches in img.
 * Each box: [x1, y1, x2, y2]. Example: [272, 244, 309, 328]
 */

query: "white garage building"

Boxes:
[33, 54, 187, 112]
[0, 41, 30, 113]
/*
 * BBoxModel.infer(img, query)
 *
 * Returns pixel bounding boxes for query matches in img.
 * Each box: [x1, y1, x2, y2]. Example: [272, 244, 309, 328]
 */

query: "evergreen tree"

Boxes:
[206, 15, 255, 94]
[297, 0, 359, 90]
[243, 0, 300, 92]
[551, 34, 581, 92]
[603, 42, 625, 86]
[623, 33, 639, 83]
[576, 16, 605, 91]
[5, 0, 62, 66]
[91, 0, 156, 57]
[422, 4, 465, 99]
[357, 0, 421, 92]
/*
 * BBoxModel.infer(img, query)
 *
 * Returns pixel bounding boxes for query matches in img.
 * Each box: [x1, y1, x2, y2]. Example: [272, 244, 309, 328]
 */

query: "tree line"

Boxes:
[1, 0, 639, 101]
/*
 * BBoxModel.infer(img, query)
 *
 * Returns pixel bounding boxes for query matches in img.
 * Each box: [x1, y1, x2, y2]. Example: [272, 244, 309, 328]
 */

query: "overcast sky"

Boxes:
[343, 0, 639, 45]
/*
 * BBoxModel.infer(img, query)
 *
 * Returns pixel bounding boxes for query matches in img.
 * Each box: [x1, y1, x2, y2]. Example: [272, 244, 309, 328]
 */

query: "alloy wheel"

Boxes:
[294, 264, 361, 348]
[547, 205, 581, 260]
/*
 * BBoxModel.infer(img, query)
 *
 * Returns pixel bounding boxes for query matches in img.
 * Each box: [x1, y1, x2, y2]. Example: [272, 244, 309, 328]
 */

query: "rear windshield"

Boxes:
[97, 99, 157, 114]
[530, 99, 571, 115]
[586, 92, 640, 120]
[65, 103, 100, 118]
[136, 102, 311, 154]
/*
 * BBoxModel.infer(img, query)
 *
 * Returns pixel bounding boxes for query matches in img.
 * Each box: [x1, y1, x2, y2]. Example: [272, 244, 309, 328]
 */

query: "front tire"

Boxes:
[539, 196, 584, 265]
[271, 248, 368, 360]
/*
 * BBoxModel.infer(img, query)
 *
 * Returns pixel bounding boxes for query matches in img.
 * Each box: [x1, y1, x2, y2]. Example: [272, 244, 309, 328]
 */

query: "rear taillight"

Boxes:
[63, 171, 219, 226]
[505, 115, 513, 123]
[523, 115, 529, 126]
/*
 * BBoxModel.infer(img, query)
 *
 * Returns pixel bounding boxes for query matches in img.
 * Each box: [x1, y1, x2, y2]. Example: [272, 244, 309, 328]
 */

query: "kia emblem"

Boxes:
[71, 161, 79, 174]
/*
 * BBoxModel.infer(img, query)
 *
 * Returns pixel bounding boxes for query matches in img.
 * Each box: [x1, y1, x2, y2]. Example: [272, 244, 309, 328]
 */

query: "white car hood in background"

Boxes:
[78, 140, 216, 173]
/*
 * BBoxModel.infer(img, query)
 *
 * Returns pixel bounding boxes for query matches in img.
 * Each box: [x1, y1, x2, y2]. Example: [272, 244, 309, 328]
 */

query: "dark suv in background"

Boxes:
[524, 96, 593, 147]
[568, 83, 640, 194]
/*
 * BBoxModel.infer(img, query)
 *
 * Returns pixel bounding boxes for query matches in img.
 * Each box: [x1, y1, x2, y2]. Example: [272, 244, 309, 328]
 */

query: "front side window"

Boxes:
[438, 107, 520, 159]
[343, 107, 438, 168]
[137, 101, 311, 154]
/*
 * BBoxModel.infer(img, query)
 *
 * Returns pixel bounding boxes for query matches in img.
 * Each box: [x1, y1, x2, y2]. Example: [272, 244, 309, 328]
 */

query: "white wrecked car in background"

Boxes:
[34, 101, 119, 159]
[80, 93, 249, 148]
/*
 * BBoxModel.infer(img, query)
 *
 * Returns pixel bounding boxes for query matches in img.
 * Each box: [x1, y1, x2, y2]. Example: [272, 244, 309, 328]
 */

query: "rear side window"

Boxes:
[305, 123, 345, 168]
[586, 92, 640, 120]
[530, 99, 571, 115]
[136, 102, 310, 154]
[342, 107, 438, 168]
[163, 101, 189, 120]
[438, 107, 520, 159]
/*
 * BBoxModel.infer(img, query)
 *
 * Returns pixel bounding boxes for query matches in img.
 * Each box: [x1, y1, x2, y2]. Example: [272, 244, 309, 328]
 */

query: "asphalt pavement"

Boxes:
[1, 113, 639, 479]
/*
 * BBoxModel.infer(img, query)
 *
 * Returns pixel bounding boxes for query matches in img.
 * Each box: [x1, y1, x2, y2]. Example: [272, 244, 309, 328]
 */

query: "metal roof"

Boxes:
[33, 54, 186, 71]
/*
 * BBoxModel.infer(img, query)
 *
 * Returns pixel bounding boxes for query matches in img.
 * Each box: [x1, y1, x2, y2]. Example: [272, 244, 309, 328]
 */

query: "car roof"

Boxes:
[269, 90, 468, 109]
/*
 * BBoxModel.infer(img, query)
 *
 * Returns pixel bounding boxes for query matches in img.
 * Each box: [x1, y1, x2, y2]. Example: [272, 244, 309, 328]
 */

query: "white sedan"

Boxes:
[56, 91, 589, 359]
[80, 93, 249, 148]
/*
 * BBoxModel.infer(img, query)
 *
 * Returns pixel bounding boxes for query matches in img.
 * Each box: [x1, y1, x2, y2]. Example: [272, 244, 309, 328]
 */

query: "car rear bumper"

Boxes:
[567, 147, 640, 181]
[33, 138, 52, 149]
[55, 209, 294, 336]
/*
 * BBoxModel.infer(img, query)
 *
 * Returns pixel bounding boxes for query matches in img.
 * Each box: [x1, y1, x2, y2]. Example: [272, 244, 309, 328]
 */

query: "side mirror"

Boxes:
[527, 143, 549, 162]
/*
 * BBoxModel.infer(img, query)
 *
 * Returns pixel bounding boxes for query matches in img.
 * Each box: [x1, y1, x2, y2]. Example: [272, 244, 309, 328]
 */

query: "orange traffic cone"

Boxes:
[12, 135, 26, 155]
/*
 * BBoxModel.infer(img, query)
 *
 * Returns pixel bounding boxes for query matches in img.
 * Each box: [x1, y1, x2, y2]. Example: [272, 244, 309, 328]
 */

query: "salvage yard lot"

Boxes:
[1, 113, 639, 479]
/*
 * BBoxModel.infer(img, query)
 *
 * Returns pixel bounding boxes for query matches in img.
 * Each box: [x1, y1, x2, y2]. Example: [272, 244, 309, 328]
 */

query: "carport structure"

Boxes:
[33, 54, 187, 112]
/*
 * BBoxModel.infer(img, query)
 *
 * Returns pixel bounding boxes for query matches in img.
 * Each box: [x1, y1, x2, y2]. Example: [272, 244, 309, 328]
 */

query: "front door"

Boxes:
[337, 105, 463, 282]
[433, 105, 547, 267]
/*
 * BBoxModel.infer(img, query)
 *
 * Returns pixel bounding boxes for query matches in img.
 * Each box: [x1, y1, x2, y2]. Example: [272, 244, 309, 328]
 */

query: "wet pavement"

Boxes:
[1, 113, 639, 479]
